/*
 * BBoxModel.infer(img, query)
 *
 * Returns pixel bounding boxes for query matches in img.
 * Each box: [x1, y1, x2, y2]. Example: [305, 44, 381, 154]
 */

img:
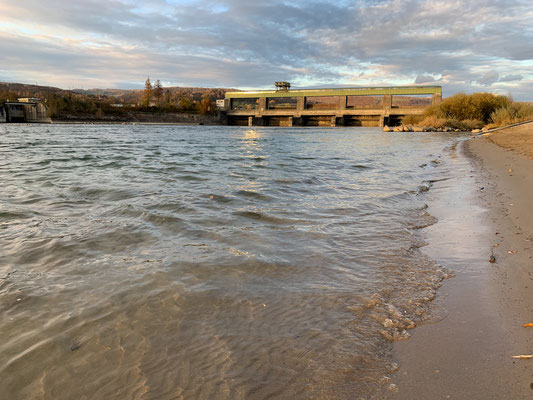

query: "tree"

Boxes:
[0, 90, 18, 105]
[142, 77, 152, 107]
[165, 89, 171, 108]
[96, 107, 105, 119]
[199, 94, 214, 114]
[153, 80, 164, 107]
[178, 95, 194, 112]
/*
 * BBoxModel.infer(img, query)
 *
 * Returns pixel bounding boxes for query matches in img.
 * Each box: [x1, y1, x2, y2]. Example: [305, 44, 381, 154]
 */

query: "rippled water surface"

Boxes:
[1, 124, 461, 399]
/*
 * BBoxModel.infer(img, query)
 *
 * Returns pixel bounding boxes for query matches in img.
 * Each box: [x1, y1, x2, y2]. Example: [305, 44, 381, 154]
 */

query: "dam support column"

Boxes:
[248, 116, 253, 127]
[330, 116, 336, 127]
[432, 93, 442, 106]
[383, 94, 392, 109]
[382, 95, 393, 127]
[259, 98, 267, 112]
[297, 96, 306, 110]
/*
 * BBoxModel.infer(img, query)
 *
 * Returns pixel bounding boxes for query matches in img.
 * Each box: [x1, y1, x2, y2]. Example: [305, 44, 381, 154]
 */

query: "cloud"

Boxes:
[0, 0, 532, 99]
[477, 70, 500, 86]
[500, 74, 523, 82]
[415, 75, 437, 84]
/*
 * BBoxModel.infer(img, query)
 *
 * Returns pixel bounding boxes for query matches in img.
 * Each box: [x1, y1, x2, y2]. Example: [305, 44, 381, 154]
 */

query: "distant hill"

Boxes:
[0, 82, 68, 98]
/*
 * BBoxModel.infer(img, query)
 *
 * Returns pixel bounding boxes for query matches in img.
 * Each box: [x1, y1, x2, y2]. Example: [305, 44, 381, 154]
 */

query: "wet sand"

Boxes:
[389, 123, 533, 399]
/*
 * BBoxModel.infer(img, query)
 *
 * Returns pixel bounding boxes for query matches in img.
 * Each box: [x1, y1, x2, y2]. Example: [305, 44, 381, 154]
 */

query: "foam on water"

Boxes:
[0, 124, 465, 399]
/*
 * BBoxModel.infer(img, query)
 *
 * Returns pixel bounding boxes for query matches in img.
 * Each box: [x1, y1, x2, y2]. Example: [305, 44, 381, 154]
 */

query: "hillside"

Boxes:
[0, 82, 68, 101]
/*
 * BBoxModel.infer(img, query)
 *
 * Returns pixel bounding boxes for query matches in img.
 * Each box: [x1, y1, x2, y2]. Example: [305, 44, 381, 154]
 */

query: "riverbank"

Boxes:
[387, 123, 533, 398]
[50, 121, 212, 125]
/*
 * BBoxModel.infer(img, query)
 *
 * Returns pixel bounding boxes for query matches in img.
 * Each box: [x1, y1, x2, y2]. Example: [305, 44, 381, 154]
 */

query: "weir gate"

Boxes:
[221, 85, 442, 127]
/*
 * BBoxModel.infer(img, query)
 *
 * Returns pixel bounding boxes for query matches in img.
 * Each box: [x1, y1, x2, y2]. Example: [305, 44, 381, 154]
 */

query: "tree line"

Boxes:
[140, 77, 216, 114]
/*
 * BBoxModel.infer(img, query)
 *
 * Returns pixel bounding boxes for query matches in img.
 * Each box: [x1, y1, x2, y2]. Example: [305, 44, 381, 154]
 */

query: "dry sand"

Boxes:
[485, 122, 533, 160]
[387, 122, 533, 399]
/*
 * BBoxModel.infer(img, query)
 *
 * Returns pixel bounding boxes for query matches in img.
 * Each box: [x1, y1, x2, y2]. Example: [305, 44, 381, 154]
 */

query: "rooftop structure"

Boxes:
[274, 82, 291, 92]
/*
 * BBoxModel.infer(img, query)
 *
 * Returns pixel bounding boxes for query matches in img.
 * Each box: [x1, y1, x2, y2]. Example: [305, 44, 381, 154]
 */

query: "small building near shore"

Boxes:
[1, 98, 51, 123]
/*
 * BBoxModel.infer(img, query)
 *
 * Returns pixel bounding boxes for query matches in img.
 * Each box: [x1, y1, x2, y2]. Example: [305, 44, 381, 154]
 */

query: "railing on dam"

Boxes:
[222, 86, 442, 127]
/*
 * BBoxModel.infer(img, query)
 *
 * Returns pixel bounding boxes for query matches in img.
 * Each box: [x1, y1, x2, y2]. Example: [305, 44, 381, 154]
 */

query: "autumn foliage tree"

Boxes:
[199, 94, 215, 114]
[153, 80, 164, 107]
[178, 95, 195, 112]
[142, 77, 152, 107]
[0, 90, 18, 105]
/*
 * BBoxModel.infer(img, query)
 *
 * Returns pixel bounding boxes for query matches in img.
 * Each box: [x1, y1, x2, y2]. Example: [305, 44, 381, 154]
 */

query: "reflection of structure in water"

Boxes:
[2, 98, 51, 123]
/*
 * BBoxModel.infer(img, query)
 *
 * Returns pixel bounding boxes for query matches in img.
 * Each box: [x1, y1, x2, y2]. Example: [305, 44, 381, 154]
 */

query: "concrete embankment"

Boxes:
[51, 112, 222, 125]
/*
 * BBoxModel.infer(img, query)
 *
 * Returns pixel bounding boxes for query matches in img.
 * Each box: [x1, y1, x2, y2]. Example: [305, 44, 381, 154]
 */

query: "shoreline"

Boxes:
[388, 123, 533, 398]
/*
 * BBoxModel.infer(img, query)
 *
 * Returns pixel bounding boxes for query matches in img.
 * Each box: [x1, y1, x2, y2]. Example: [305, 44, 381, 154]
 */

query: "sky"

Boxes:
[0, 0, 532, 99]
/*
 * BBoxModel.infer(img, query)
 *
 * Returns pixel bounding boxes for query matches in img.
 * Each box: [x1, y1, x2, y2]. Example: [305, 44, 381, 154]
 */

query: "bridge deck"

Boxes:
[225, 85, 441, 99]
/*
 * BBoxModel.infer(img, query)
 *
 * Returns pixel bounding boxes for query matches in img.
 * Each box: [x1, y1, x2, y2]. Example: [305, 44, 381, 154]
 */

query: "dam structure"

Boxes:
[221, 83, 442, 127]
[1, 98, 51, 123]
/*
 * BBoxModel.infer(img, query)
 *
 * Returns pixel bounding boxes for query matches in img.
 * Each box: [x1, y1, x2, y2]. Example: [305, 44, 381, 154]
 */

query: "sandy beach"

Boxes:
[388, 122, 533, 399]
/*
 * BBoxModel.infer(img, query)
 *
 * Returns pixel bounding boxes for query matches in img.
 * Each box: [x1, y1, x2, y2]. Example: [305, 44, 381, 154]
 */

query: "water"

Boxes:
[0, 124, 462, 399]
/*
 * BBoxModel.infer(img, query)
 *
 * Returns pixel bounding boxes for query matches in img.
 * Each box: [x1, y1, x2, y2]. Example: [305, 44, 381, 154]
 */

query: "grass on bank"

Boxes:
[402, 93, 533, 131]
